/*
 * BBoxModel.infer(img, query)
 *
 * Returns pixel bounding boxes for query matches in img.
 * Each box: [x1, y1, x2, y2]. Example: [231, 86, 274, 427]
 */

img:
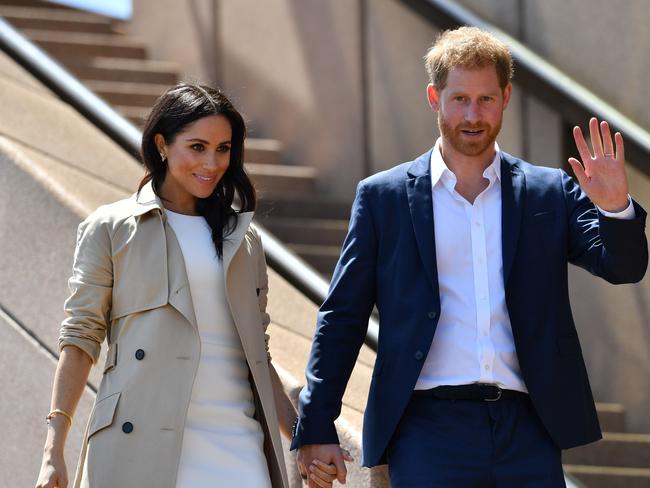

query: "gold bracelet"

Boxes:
[46, 409, 73, 425]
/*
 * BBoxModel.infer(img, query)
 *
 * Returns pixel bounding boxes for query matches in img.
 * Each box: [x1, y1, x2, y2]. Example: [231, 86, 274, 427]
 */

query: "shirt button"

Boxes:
[122, 422, 134, 434]
[427, 311, 437, 319]
[484, 364, 490, 371]
[135, 349, 145, 361]
[414, 351, 424, 360]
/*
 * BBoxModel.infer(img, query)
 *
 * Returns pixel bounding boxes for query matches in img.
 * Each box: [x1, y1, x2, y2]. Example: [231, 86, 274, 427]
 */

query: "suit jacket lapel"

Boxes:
[406, 150, 440, 297]
[501, 154, 526, 285]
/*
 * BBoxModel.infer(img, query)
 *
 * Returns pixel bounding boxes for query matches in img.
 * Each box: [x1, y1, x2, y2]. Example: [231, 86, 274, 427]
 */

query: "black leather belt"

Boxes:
[414, 383, 528, 402]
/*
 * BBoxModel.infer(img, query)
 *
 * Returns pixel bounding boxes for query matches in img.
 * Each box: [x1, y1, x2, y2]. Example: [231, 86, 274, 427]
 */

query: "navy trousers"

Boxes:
[386, 392, 565, 487]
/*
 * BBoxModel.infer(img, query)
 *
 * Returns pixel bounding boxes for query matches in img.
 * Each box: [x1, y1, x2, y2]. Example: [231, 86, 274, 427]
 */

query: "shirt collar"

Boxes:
[132, 180, 165, 219]
[430, 138, 502, 191]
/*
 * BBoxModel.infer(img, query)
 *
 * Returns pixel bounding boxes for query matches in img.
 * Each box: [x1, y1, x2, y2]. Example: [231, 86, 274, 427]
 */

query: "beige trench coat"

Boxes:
[59, 182, 289, 488]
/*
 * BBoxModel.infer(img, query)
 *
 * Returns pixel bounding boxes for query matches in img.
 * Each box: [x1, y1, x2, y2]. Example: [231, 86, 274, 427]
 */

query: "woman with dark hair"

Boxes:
[35, 83, 338, 488]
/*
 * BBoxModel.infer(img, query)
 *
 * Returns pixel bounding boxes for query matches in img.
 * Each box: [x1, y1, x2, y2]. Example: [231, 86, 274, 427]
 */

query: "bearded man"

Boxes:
[291, 27, 648, 487]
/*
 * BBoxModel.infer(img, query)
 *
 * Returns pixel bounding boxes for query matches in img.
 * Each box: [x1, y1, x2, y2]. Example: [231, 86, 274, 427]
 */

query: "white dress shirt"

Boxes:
[414, 139, 634, 392]
[414, 139, 527, 392]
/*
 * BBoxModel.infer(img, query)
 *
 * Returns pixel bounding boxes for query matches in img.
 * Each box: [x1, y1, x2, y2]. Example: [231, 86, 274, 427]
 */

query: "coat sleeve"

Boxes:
[562, 169, 648, 283]
[250, 226, 272, 362]
[59, 213, 113, 364]
[291, 181, 377, 449]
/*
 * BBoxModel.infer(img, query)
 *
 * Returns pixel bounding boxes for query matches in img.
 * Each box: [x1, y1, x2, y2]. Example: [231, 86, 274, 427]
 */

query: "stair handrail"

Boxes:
[399, 0, 650, 176]
[0, 16, 379, 350]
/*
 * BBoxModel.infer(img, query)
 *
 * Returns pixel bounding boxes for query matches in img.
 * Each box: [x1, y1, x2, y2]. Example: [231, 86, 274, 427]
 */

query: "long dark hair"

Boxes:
[139, 83, 256, 257]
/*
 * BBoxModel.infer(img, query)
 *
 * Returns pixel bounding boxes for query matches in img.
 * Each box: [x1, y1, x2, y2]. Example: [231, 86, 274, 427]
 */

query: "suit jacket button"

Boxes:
[414, 351, 424, 360]
[428, 311, 437, 319]
[122, 422, 134, 434]
[135, 349, 145, 360]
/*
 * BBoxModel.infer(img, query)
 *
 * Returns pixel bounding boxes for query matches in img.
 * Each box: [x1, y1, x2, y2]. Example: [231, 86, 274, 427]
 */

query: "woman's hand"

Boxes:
[35, 449, 68, 488]
[307, 457, 352, 487]
[298, 447, 354, 487]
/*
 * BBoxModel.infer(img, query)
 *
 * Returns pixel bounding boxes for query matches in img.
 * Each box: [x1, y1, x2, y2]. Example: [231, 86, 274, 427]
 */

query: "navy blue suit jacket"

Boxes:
[291, 150, 648, 467]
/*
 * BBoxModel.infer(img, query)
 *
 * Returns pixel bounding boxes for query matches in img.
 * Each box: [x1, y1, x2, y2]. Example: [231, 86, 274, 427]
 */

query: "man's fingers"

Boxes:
[572, 126, 592, 164]
[615, 131, 625, 163]
[600, 120, 615, 157]
[568, 158, 587, 186]
[341, 448, 354, 462]
[589, 117, 604, 158]
[333, 453, 348, 484]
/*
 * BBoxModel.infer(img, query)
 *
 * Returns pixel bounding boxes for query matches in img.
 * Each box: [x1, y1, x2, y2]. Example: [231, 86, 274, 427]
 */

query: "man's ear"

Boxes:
[427, 83, 441, 111]
[502, 83, 513, 110]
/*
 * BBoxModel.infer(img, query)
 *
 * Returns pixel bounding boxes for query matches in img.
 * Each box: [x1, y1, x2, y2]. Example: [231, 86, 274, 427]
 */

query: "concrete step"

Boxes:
[248, 162, 317, 195]
[288, 243, 340, 276]
[84, 80, 167, 107]
[22, 29, 147, 59]
[113, 104, 149, 126]
[257, 195, 352, 220]
[245, 138, 283, 165]
[564, 465, 650, 488]
[563, 432, 650, 469]
[0, 6, 116, 34]
[59, 56, 179, 84]
[260, 217, 348, 247]
[596, 402, 627, 432]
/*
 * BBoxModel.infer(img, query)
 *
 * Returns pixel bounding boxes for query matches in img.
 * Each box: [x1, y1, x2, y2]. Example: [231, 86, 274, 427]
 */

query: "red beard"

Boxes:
[438, 114, 502, 157]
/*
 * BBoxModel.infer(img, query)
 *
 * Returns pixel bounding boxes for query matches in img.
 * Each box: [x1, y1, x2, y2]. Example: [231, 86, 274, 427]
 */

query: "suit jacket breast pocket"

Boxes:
[530, 209, 556, 224]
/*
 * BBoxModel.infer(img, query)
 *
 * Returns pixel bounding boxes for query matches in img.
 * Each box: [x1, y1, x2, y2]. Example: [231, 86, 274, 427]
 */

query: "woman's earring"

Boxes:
[160, 153, 167, 163]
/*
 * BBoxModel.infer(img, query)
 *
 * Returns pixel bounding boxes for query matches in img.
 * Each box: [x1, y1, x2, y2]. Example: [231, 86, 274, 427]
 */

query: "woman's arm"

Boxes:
[269, 362, 297, 440]
[36, 345, 93, 488]
[37, 214, 113, 487]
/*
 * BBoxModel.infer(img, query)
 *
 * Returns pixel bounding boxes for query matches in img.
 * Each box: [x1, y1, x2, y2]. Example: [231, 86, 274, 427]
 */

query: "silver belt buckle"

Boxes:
[484, 385, 502, 402]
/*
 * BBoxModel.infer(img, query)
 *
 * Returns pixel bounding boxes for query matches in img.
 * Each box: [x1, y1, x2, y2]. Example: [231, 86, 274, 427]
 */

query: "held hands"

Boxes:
[297, 444, 354, 487]
[568, 117, 630, 213]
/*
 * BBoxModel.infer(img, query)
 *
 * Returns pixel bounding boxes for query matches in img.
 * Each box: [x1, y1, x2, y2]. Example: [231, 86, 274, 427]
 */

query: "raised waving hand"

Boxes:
[568, 117, 630, 213]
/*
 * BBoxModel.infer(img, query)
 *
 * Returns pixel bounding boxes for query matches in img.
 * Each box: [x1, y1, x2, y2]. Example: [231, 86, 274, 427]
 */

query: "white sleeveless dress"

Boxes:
[166, 210, 271, 488]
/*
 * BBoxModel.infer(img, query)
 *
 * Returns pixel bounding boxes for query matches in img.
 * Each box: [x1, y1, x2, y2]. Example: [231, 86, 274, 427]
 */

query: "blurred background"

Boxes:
[1, 1, 649, 486]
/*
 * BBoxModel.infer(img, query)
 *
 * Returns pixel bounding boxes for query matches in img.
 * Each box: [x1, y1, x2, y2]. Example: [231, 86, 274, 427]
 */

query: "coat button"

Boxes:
[135, 349, 145, 360]
[414, 351, 424, 360]
[122, 422, 134, 434]
[428, 311, 437, 319]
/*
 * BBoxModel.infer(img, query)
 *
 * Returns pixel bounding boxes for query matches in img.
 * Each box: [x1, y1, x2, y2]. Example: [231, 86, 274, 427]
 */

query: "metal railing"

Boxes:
[400, 0, 650, 176]
[0, 16, 379, 351]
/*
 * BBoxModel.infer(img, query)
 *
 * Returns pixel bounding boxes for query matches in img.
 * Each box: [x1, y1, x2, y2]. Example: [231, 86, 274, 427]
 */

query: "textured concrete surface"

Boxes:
[0, 311, 95, 488]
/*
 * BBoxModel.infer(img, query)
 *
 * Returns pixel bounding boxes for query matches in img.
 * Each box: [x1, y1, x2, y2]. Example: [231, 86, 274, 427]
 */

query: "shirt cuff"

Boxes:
[597, 196, 635, 220]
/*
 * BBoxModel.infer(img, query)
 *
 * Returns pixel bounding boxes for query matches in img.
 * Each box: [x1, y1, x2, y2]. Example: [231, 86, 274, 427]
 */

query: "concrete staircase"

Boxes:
[0, 0, 344, 277]
[564, 403, 650, 487]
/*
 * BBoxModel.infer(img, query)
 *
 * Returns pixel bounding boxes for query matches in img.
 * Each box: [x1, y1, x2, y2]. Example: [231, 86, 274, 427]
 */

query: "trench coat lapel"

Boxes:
[133, 182, 197, 328]
[223, 212, 254, 276]
[500, 156, 526, 285]
[132, 183, 254, 329]
[405, 150, 440, 298]
[166, 227, 198, 328]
